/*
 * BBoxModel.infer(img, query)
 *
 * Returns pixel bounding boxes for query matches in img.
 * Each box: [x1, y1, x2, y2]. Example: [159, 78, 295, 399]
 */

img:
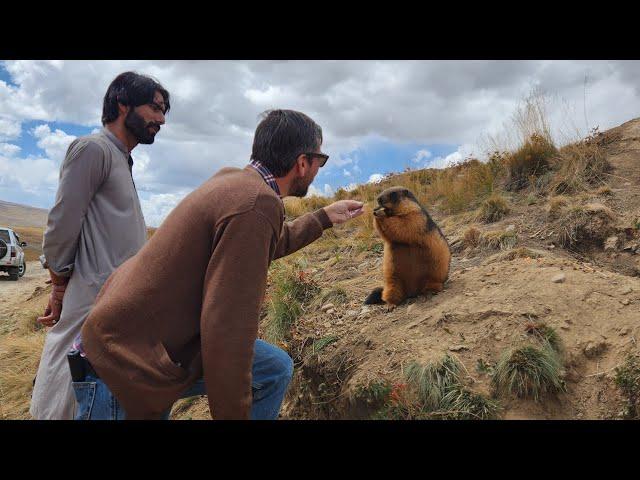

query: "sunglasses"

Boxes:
[304, 152, 329, 167]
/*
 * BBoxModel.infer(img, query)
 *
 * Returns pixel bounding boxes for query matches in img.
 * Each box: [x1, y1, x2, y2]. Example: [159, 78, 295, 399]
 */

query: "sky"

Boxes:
[1, 60, 640, 226]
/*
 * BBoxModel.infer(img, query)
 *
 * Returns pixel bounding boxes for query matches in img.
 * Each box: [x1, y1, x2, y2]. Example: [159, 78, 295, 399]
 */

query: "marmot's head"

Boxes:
[373, 187, 422, 218]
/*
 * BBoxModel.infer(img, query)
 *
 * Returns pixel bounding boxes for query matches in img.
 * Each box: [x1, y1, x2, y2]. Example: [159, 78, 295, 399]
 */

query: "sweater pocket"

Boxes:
[151, 341, 189, 380]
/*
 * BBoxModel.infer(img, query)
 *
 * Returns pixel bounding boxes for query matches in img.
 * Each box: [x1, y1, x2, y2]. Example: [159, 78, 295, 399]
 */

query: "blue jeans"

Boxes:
[72, 339, 294, 420]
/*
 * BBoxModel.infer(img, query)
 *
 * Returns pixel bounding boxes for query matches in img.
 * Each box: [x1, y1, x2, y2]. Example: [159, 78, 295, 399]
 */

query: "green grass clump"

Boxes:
[371, 354, 501, 420]
[404, 355, 463, 411]
[439, 387, 502, 420]
[614, 354, 640, 419]
[525, 322, 563, 354]
[492, 345, 565, 401]
[310, 336, 339, 355]
[263, 261, 321, 345]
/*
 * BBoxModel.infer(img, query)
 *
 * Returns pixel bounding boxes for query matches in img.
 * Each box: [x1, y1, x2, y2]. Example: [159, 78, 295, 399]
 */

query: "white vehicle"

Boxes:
[0, 227, 27, 281]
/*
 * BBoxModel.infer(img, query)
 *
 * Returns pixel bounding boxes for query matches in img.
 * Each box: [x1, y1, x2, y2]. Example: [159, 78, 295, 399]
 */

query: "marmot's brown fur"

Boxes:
[364, 186, 451, 306]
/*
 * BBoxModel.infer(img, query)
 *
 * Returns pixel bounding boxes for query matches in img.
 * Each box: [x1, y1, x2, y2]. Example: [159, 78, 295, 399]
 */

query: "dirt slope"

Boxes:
[279, 119, 640, 420]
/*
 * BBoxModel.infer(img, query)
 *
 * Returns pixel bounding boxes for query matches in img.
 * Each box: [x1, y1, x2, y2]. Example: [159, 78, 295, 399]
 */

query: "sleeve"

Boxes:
[273, 208, 333, 260]
[200, 209, 279, 420]
[42, 139, 110, 276]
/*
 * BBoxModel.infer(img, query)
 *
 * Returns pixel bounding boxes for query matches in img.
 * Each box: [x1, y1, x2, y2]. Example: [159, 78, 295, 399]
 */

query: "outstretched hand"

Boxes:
[323, 200, 365, 225]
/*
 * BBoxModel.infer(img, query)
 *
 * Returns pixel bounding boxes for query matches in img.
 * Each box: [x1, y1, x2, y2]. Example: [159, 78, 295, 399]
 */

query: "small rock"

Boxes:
[449, 345, 469, 352]
[552, 273, 566, 283]
[619, 327, 631, 336]
[604, 236, 619, 251]
[584, 341, 608, 358]
[323, 322, 332, 328]
[620, 286, 633, 295]
[345, 310, 358, 317]
[321, 303, 334, 312]
[621, 299, 630, 306]
[407, 304, 417, 315]
[547, 244, 556, 250]
[505, 224, 516, 232]
[326, 308, 336, 314]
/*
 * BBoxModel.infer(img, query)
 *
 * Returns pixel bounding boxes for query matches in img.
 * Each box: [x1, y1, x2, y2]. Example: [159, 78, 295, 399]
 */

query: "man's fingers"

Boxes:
[37, 314, 57, 326]
[350, 207, 364, 218]
[343, 200, 364, 209]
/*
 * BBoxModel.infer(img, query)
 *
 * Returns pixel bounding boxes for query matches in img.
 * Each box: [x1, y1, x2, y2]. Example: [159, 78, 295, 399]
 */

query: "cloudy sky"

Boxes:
[1, 60, 639, 226]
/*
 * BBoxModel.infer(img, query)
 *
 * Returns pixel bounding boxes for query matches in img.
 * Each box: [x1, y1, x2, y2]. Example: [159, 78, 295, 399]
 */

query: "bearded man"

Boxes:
[30, 71, 170, 419]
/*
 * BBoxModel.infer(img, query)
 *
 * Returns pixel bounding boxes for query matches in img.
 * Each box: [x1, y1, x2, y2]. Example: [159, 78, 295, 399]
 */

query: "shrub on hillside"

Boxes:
[505, 134, 557, 191]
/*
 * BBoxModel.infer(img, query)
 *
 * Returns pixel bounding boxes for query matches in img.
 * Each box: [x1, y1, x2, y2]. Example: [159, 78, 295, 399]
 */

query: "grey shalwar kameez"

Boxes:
[30, 128, 146, 419]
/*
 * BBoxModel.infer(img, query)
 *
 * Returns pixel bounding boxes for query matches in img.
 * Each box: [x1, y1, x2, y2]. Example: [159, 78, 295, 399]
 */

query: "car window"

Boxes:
[0, 230, 10, 243]
[14, 233, 20, 243]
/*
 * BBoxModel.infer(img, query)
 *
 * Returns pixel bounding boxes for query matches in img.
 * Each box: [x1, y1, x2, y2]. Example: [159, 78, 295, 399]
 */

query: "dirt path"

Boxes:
[0, 261, 49, 318]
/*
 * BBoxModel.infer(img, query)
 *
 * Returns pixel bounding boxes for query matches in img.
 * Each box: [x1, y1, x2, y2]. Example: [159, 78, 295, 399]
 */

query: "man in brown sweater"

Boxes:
[70, 109, 364, 420]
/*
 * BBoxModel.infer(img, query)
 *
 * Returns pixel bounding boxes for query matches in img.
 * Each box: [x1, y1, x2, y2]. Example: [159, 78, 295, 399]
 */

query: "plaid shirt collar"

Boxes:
[248, 159, 281, 197]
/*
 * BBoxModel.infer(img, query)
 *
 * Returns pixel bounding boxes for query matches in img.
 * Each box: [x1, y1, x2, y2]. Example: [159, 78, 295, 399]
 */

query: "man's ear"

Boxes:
[295, 154, 309, 176]
[117, 102, 130, 118]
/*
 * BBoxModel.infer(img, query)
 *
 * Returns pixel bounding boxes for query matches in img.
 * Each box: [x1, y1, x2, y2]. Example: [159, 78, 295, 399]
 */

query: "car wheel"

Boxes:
[18, 261, 26, 277]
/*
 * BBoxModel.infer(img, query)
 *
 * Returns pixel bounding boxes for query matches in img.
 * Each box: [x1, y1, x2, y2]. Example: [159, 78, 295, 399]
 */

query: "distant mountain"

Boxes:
[0, 200, 48, 229]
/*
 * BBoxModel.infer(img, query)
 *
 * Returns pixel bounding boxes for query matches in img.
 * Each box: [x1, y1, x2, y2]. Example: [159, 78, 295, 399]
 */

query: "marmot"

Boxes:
[364, 186, 451, 306]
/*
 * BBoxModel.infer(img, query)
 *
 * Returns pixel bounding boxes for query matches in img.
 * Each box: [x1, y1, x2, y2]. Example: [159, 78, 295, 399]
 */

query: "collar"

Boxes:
[248, 160, 281, 197]
[101, 127, 130, 155]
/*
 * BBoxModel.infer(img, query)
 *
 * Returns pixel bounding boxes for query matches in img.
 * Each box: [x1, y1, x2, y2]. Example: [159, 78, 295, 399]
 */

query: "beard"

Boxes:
[125, 109, 160, 145]
[289, 172, 314, 197]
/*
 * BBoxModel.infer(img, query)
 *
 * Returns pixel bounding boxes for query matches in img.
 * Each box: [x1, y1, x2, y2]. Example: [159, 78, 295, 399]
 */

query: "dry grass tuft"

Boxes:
[505, 134, 557, 191]
[463, 226, 482, 249]
[556, 203, 617, 249]
[479, 230, 517, 251]
[547, 196, 570, 220]
[0, 332, 45, 419]
[477, 194, 510, 223]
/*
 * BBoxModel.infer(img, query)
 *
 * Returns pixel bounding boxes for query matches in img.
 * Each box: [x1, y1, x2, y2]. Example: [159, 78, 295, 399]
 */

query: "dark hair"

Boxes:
[101, 72, 170, 125]
[250, 109, 323, 177]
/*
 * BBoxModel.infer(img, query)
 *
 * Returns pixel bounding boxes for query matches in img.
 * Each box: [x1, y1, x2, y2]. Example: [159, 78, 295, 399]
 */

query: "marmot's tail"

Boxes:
[364, 287, 384, 305]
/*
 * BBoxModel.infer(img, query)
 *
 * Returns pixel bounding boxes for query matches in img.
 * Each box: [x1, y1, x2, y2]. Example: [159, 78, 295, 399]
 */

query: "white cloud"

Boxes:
[307, 183, 335, 198]
[368, 173, 384, 183]
[0, 142, 20, 157]
[0, 115, 21, 141]
[343, 169, 351, 177]
[139, 190, 190, 228]
[412, 149, 432, 163]
[330, 155, 353, 167]
[0, 154, 58, 194]
[32, 124, 77, 164]
[428, 144, 477, 169]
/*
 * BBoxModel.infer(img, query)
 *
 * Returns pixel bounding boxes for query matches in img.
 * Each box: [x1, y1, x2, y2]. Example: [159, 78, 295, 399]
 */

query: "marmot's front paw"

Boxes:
[385, 304, 397, 313]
